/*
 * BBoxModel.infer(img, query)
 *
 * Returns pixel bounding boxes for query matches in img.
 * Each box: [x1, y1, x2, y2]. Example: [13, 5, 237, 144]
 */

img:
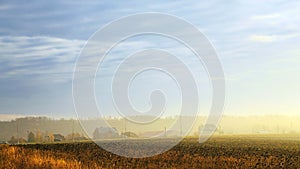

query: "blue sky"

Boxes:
[0, 0, 299, 119]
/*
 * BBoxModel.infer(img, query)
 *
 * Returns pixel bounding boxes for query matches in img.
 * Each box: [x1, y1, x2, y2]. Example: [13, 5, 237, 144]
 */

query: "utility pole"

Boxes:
[16, 120, 19, 144]
[72, 119, 75, 142]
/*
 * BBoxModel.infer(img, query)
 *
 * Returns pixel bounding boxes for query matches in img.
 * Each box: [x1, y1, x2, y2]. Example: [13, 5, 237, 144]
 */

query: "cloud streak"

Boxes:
[0, 36, 84, 82]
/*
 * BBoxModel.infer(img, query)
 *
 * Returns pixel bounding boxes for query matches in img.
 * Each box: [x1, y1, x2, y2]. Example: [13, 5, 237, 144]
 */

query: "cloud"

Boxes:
[251, 13, 281, 20]
[0, 35, 85, 82]
[249, 33, 300, 43]
[0, 4, 13, 11]
[249, 35, 276, 42]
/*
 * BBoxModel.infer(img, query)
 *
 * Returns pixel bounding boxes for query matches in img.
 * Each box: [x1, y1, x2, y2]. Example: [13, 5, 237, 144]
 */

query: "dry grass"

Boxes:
[1, 136, 300, 168]
[0, 145, 98, 169]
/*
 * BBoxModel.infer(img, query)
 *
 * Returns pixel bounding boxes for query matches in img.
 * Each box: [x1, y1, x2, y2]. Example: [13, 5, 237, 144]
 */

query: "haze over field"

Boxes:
[1, 115, 300, 142]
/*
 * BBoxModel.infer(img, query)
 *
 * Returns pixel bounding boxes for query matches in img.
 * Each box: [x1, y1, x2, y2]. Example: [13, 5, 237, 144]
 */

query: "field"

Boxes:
[1, 135, 300, 168]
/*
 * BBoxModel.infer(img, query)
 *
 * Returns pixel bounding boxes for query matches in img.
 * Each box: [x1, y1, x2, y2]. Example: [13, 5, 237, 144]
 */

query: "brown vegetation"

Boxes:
[1, 135, 300, 168]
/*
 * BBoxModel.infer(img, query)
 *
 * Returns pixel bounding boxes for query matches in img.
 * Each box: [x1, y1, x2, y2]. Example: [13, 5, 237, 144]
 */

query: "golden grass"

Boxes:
[0, 145, 97, 169]
[1, 136, 300, 168]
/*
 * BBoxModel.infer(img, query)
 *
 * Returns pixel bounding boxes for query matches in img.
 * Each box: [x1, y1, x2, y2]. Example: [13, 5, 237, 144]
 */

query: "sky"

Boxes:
[0, 0, 299, 120]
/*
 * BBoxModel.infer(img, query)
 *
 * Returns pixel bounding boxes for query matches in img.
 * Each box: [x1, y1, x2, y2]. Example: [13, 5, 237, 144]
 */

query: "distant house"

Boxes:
[93, 127, 119, 139]
[8, 137, 26, 144]
[53, 134, 65, 142]
[0, 141, 8, 144]
[121, 131, 138, 138]
[18, 138, 27, 144]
